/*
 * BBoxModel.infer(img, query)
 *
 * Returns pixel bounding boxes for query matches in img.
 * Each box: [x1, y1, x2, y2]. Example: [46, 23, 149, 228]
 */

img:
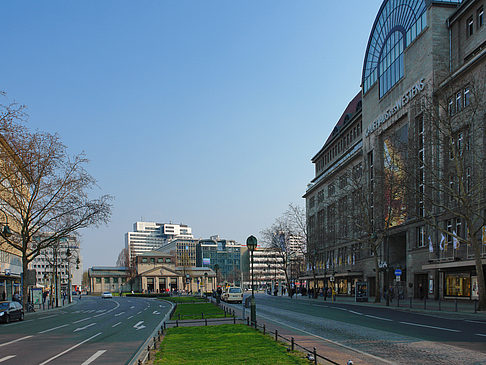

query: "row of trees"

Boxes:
[0, 95, 112, 308]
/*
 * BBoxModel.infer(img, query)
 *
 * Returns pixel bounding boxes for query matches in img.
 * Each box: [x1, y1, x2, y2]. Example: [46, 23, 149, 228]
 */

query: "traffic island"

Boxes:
[151, 324, 308, 364]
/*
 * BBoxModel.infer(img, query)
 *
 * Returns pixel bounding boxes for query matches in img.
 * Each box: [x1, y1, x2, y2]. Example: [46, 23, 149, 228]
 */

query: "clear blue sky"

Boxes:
[2, 1, 382, 269]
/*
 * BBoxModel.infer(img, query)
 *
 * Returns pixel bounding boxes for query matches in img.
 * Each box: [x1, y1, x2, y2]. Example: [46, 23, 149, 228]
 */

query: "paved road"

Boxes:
[229, 294, 486, 364]
[0, 296, 172, 365]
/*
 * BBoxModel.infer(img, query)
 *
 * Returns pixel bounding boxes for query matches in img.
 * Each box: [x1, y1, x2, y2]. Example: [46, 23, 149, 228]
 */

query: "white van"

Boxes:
[222, 287, 243, 303]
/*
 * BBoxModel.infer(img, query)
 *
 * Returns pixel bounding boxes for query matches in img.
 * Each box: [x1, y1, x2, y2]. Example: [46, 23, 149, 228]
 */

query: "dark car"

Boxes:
[0, 301, 24, 323]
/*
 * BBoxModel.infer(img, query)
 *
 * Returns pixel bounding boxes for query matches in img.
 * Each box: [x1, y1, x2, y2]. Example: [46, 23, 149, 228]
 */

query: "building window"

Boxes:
[96, 278, 101, 284]
[309, 196, 315, 209]
[104, 277, 110, 284]
[142, 258, 148, 263]
[317, 190, 324, 204]
[417, 115, 425, 217]
[479, 7, 484, 28]
[466, 167, 472, 194]
[464, 87, 470, 107]
[448, 97, 454, 116]
[416, 226, 425, 248]
[328, 184, 335, 197]
[467, 17, 474, 36]
[113, 277, 119, 283]
[157, 258, 164, 263]
[456, 92, 462, 113]
[379, 31, 404, 97]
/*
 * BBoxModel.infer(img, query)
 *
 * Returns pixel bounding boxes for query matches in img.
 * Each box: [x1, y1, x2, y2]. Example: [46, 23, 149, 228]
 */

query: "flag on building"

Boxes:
[453, 231, 459, 250]
[439, 233, 445, 251]
[428, 236, 433, 253]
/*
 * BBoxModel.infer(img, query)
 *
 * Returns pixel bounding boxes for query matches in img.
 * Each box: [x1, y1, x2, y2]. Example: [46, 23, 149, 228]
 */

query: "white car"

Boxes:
[101, 292, 113, 299]
[222, 287, 243, 303]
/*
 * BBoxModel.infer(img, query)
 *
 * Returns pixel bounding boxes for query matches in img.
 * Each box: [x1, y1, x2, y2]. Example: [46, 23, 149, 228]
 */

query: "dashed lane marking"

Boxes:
[114, 312, 125, 317]
[81, 350, 106, 365]
[475, 333, 486, 337]
[39, 324, 69, 334]
[112, 322, 122, 328]
[365, 314, 393, 322]
[73, 317, 92, 324]
[38, 332, 102, 365]
[127, 315, 134, 319]
[74, 323, 97, 332]
[399, 321, 460, 332]
[0, 335, 33, 348]
[0, 356, 16, 362]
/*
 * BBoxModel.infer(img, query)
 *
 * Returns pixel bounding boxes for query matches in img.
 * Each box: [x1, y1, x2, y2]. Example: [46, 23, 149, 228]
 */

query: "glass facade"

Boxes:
[363, 0, 430, 96]
[445, 272, 471, 297]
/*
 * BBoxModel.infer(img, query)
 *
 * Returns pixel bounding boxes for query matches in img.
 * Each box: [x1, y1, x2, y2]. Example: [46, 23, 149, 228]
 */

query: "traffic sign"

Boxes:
[395, 269, 402, 276]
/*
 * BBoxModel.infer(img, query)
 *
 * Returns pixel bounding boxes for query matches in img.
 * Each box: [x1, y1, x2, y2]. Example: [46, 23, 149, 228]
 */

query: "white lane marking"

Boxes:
[476, 333, 486, 337]
[0, 335, 33, 348]
[39, 324, 69, 334]
[133, 321, 146, 330]
[39, 332, 102, 365]
[334, 307, 348, 311]
[127, 315, 134, 319]
[467, 320, 486, 324]
[399, 321, 460, 332]
[0, 355, 16, 362]
[40, 315, 58, 320]
[93, 300, 121, 318]
[74, 323, 96, 332]
[96, 310, 106, 313]
[81, 350, 107, 365]
[112, 322, 122, 328]
[258, 313, 394, 365]
[365, 314, 393, 322]
[348, 310, 363, 316]
[153, 311, 160, 315]
[130, 306, 135, 309]
[73, 317, 92, 324]
[114, 312, 125, 317]
[137, 311, 142, 315]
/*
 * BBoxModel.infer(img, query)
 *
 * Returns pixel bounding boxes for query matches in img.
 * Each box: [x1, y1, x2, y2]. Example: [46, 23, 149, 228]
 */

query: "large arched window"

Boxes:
[362, 0, 433, 97]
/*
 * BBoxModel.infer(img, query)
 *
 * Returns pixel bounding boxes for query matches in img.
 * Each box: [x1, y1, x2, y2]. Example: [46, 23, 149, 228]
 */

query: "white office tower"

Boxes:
[125, 222, 193, 261]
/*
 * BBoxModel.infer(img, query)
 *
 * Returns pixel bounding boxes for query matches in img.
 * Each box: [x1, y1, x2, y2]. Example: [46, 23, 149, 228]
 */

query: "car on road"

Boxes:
[101, 291, 113, 299]
[221, 287, 243, 303]
[0, 301, 24, 323]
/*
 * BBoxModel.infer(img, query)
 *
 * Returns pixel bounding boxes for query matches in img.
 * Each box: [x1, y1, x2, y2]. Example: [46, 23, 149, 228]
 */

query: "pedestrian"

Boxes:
[42, 291, 47, 310]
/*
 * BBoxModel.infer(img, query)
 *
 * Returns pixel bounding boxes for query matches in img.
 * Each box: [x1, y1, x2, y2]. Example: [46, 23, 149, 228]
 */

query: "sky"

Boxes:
[1, 0, 383, 270]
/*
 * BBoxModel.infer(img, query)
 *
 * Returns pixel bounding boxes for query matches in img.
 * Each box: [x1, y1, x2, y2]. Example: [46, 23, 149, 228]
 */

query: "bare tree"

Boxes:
[0, 97, 112, 309]
[403, 68, 486, 310]
[261, 206, 306, 297]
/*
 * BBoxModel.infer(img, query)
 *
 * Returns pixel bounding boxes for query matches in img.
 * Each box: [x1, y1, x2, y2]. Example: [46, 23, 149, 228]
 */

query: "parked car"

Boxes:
[101, 292, 113, 299]
[221, 287, 243, 303]
[0, 301, 24, 323]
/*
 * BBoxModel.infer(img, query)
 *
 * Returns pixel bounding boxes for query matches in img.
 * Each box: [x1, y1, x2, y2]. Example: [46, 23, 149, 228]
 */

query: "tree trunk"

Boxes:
[472, 236, 486, 311]
[374, 254, 381, 303]
[22, 252, 29, 311]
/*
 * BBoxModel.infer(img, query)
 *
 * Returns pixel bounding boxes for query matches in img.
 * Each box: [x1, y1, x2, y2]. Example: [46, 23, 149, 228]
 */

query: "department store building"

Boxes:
[305, 0, 486, 300]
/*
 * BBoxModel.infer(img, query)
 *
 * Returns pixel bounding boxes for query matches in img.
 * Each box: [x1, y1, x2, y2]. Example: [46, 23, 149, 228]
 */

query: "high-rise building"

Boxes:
[197, 236, 242, 284]
[125, 222, 193, 261]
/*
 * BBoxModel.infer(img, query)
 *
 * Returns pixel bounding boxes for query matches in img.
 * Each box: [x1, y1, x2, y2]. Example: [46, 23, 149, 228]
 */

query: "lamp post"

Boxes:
[246, 235, 257, 326]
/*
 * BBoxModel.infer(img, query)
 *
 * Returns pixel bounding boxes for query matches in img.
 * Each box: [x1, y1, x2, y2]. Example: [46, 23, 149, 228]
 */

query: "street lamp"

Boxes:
[246, 235, 257, 327]
[66, 248, 72, 304]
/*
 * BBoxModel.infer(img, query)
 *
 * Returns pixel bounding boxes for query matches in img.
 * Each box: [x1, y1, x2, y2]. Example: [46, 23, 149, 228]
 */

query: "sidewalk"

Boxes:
[26, 297, 79, 316]
[288, 293, 486, 319]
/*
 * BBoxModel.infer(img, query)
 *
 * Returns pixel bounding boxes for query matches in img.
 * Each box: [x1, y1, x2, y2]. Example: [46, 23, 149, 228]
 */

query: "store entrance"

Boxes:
[414, 273, 428, 299]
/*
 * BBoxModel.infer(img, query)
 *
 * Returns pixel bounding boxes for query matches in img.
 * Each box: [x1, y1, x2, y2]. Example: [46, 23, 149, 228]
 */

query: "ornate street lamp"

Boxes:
[246, 235, 257, 326]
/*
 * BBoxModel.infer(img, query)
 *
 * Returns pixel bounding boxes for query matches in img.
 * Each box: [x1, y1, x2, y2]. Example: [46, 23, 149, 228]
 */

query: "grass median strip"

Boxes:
[172, 302, 227, 320]
[154, 324, 308, 364]
[162, 296, 208, 304]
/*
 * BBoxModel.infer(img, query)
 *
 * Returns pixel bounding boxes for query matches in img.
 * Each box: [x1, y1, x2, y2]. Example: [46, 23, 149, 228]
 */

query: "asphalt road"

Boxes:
[230, 294, 486, 364]
[0, 296, 172, 365]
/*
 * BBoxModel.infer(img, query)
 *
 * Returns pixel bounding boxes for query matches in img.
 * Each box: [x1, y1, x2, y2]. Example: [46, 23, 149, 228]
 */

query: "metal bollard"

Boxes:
[202, 312, 204, 319]
[313, 347, 317, 365]
[247, 317, 249, 326]
[233, 316, 236, 324]
[176, 320, 178, 327]
[263, 324, 266, 335]
[205, 318, 208, 326]
[147, 346, 150, 360]
[138, 359, 142, 365]
[291, 337, 294, 351]
[275, 329, 278, 341]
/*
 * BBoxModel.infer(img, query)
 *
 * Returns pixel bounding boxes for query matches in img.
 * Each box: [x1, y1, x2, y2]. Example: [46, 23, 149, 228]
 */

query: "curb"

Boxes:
[128, 299, 175, 365]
